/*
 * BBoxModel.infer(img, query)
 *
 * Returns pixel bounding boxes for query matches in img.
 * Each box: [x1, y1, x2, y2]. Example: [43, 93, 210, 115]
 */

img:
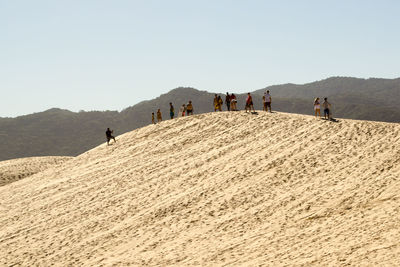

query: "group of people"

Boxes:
[151, 109, 163, 124]
[245, 91, 272, 113]
[313, 97, 332, 120]
[106, 90, 334, 145]
[152, 101, 194, 124]
[213, 91, 272, 113]
[213, 93, 238, 111]
[178, 101, 194, 117]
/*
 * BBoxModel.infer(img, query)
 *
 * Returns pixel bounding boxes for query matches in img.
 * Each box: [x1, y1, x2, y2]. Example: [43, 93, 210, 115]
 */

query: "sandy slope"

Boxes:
[0, 111, 399, 266]
[0, 156, 73, 186]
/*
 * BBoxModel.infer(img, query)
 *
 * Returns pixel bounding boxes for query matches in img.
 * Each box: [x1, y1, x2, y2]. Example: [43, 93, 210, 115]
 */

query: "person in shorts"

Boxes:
[264, 90, 272, 112]
[186, 101, 194, 115]
[245, 93, 255, 113]
[151, 112, 156, 124]
[322, 97, 331, 120]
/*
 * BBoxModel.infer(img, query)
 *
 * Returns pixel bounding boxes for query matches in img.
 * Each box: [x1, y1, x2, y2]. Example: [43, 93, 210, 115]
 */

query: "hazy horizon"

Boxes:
[2, 0, 400, 117]
[1, 75, 400, 118]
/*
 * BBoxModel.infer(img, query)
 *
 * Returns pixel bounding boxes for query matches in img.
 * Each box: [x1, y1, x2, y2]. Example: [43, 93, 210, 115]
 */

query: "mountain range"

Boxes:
[0, 76, 399, 161]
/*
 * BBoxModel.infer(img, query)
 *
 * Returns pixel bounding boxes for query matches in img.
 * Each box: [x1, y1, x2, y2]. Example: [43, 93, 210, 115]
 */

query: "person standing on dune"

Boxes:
[217, 95, 223, 111]
[230, 93, 237, 111]
[106, 128, 116, 145]
[157, 109, 162, 122]
[169, 103, 175, 119]
[225, 92, 231, 111]
[213, 94, 219, 112]
[262, 95, 266, 111]
[180, 104, 186, 117]
[245, 93, 255, 113]
[322, 97, 331, 120]
[264, 90, 272, 112]
[314, 97, 321, 118]
[186, 100, 194, 115]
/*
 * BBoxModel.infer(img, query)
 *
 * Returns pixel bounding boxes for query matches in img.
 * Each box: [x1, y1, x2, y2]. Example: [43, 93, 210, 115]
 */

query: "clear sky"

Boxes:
[1, 0, 399, 117]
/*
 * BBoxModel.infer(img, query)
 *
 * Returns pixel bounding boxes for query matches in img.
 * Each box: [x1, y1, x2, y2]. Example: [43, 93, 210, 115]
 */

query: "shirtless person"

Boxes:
[157, 109, 162, 122]
[186, 101, 194, 115]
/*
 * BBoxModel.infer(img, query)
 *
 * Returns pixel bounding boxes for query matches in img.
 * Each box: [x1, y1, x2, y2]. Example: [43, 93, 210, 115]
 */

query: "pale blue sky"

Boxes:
[1, 0, 399, 117]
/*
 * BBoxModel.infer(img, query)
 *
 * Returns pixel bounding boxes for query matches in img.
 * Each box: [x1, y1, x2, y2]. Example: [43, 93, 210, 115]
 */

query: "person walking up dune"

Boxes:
[314, 98, 321, 118]
[157, 109, 162, 122]
[151, 112, 156, 124]
[322, 97, 331, 120]
[106, 128, 116, 145]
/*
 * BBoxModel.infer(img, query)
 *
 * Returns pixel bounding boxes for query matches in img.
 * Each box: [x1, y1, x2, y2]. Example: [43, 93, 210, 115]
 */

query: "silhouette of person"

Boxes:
[157, 109, 162, 122]
[106, 128, 116, 145]
[169, 103, 175, 119]
[225, 92, 231, 111]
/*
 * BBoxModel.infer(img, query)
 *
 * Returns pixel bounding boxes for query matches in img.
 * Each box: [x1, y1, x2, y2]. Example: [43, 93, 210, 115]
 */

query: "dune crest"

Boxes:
[0, 112, 399, 265]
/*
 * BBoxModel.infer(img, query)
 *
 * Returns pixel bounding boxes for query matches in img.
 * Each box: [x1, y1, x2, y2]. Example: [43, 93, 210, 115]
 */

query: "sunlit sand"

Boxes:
[1, 111, 399, 265]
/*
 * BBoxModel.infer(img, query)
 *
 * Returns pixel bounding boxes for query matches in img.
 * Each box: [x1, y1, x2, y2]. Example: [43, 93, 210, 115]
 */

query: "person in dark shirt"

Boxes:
[225, 92, 231, 111]
[169, 103, 175, 119]
[106, 128, 116, 145]
[322, 97, 331, 120]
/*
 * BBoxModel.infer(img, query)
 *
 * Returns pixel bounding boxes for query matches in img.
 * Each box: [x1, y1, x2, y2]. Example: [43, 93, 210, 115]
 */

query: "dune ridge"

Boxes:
[0, 111, 399, 266]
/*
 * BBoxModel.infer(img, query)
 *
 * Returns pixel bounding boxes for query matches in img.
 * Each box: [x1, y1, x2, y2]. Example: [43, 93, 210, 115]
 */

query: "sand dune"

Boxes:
[0, 111, 399, 266]
[0, 156, 73, 187]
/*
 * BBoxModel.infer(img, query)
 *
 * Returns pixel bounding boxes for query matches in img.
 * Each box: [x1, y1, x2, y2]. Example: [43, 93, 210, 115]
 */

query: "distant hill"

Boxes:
[0, 77, 399, 161]
[0, 109, 122, 161]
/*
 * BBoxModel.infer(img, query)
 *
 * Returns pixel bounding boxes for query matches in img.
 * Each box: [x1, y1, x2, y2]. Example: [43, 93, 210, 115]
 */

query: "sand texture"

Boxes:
[0, 156, 73, 187]
[0, 112, 399, 266]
